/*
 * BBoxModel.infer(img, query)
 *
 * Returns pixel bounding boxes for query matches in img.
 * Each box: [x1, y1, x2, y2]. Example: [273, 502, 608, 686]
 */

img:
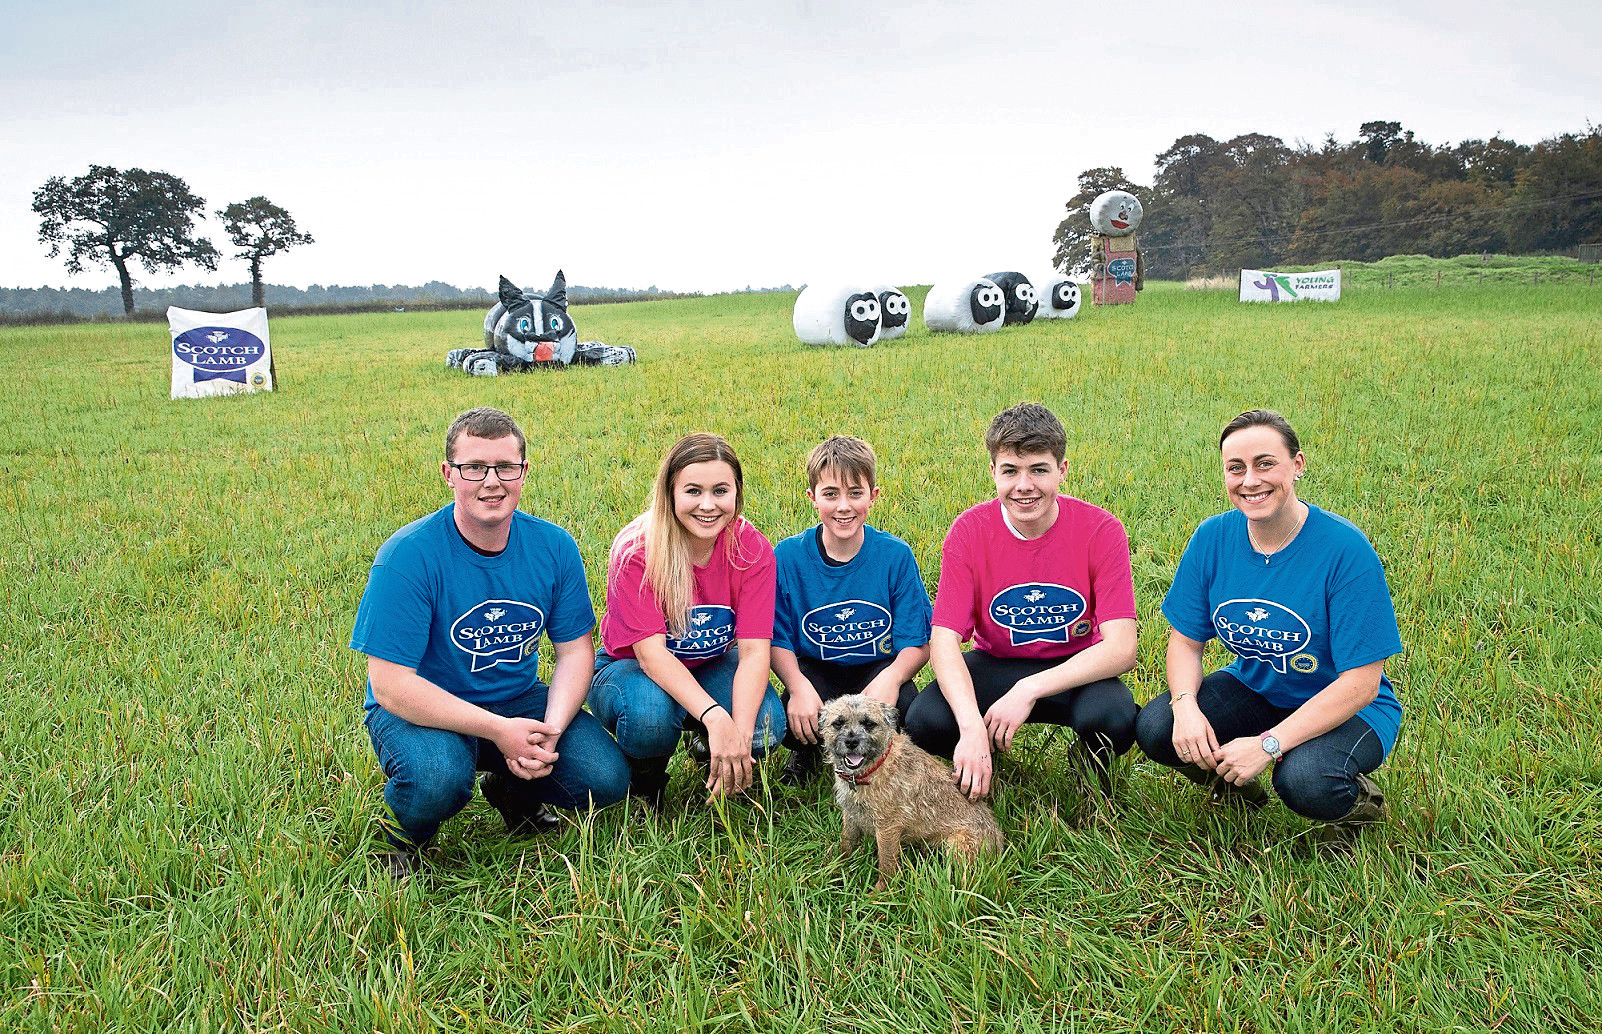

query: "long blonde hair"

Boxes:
[610, 433, 750, 638]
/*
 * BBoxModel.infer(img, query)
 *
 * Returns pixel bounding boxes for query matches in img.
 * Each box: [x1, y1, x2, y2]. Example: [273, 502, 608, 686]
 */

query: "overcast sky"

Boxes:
[3, 0, 1598, 295]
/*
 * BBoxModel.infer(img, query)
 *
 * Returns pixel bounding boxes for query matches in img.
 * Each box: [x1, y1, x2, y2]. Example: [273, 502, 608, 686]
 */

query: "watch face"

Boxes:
[1262, 735, 1281, 755]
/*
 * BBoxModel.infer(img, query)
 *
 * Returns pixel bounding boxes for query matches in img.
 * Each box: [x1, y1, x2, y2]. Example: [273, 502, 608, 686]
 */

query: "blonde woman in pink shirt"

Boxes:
[589, 433, 788, 809]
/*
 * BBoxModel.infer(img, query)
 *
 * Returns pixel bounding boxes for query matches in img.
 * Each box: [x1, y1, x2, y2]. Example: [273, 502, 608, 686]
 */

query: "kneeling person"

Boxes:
[351, 407, 628, 876]
[905, 403, 1139, 800]
[771, 436, 932, 785]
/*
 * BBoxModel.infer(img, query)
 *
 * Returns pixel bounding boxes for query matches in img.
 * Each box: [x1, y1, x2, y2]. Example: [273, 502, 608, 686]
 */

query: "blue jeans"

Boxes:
[1134, 669, 1385, 821]
[364, 684, 629, 849]
[588, 650, 787, 760]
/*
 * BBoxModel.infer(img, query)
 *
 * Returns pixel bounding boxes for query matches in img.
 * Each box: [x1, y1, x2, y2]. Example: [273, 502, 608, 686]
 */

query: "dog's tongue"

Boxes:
[846, 754, 865, 768]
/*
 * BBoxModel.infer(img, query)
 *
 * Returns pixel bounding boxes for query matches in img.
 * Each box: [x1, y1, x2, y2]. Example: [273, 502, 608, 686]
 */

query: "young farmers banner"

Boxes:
[1238, 269, 1342, 303]
[168, 306, 274, 399]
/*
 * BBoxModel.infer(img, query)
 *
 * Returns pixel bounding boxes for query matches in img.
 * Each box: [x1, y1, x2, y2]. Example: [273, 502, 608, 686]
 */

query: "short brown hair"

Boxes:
[445, 407, 526, 462]
[806, 435, 877, 490]
[985, 402, 1066, 462]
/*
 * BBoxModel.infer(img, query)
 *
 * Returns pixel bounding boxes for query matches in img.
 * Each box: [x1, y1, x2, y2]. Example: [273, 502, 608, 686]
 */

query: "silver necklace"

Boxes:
[1247, 504, 1306, 565]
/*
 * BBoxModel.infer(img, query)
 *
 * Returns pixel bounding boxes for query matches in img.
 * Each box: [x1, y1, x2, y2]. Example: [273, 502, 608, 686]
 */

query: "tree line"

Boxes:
[1052, 122, 1602, 280]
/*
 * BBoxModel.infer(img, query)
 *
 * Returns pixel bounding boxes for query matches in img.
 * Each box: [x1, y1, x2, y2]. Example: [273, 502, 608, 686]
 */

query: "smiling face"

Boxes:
[673, 459, 739, 560]
[443, 433, 526, 541]
[808, 466, 880, 554]
[1089, 190, 1144, 236]
[990, 447, 1066, 537]
[1221, 424, 1304, 525]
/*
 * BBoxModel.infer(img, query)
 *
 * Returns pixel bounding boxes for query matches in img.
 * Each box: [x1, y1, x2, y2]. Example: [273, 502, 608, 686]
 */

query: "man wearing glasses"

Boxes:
[351, 407, 627, 877]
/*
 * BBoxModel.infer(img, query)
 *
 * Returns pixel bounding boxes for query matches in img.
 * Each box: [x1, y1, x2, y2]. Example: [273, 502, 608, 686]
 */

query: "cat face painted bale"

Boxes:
[794, 283, 883, 347]
[483, 270, 578, 367]
[1033, 273, 1082, 319]
[1089, 191, 1143, 236]
[874, 286, 912, 340]
[923, 277, 1005, 334]
[986, 272, 1038, 325]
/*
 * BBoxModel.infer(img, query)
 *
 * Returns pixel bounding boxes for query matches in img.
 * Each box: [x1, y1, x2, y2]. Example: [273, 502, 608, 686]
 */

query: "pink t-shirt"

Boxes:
[601, 517, 776, 668]
[931, 496, 1136, 660]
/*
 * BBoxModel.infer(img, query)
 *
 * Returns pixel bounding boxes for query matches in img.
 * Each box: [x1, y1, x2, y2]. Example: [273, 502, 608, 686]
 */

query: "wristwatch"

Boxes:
[1260, 734, 1284, 762]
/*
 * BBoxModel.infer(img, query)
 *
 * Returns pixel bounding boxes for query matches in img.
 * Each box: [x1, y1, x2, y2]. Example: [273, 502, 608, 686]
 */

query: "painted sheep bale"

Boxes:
[986, 272, 1038, 325]
[1033, 273, 1082, 320]
[447, 270, 635, 374]
[923, 277, 1005, 334]
[874, 285, 912, 340]
[794, 283, 882, 347]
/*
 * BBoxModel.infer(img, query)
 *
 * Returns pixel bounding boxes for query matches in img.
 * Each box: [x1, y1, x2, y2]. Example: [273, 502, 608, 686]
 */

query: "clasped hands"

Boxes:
[495, 716, 562, 780]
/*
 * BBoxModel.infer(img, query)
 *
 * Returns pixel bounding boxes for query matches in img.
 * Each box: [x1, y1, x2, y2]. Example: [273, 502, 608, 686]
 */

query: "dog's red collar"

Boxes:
[835, 740, 893, 786]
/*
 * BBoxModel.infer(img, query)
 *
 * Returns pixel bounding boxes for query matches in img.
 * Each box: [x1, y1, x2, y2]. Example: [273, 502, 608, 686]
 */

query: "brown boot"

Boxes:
[1331, 773, 1388, 827]
[1176, 762, 1268, 810]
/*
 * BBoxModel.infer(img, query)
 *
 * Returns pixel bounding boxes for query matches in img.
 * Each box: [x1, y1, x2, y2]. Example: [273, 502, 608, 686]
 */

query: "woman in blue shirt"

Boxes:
[1135, 410, 1402, 825]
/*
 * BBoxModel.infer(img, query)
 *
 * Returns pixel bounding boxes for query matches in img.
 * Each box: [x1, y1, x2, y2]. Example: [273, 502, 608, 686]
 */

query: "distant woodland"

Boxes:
[0, 280, 754, 322]
[1053, 122, 1602, 279]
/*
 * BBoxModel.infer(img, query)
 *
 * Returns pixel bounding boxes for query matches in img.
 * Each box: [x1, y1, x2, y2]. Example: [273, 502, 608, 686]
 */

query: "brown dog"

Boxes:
[819, 694, 1004, 890]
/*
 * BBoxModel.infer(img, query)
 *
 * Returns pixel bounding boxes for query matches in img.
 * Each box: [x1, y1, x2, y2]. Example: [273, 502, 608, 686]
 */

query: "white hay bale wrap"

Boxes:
[923, 277, 1005, 334]
[1033, 273, 1082, 319]
[794, 283, 883, 347]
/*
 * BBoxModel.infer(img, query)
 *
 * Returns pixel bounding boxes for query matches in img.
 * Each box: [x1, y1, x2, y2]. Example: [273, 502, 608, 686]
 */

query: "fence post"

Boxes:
[1436, 270, 1442, 287]
[1534, 271, 1540, 285]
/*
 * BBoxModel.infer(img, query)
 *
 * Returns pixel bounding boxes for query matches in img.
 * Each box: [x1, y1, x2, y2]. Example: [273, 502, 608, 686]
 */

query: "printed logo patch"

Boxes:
[1211, 598, 1312, 675]
[665, 605, 735, 660]
[802, 600, 892, 662]
[989, 583, 1087, 646]
[172, 326, 265, 384]
[451, 599, 546, 673]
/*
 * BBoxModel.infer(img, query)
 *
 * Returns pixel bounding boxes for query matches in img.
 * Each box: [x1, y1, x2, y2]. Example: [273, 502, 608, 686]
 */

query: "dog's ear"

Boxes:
[884, 705, 899, 728]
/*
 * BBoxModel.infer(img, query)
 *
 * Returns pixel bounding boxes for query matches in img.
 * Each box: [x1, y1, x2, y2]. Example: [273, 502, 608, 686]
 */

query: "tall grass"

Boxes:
[2, 284, 1599, 1031]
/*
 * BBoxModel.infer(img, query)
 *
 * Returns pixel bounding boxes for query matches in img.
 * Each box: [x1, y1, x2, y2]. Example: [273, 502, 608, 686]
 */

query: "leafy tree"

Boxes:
[32, 165, 219, 316]
[217, 197, 314, 307]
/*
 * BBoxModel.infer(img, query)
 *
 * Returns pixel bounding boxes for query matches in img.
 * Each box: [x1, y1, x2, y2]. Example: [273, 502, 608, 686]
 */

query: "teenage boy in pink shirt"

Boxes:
[904, 402, 1139, 801]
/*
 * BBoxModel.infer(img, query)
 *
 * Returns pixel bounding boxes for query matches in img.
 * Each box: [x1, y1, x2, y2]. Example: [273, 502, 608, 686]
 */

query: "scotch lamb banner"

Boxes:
[1239, 269, 1342, 303]
[168, 306, 274, 399]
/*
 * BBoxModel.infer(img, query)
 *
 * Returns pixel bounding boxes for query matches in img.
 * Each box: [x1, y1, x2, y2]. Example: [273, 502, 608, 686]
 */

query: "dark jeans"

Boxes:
[779, 655, 920, 751]
[364, 684, 629, 850]
[588, 650, 787, 761]
[1134, 669, 1385, 821]
[903, 650, 1139, 771]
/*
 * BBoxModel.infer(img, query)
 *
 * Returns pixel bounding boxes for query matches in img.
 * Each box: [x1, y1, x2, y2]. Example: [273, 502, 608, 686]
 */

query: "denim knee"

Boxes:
[590, 657, 687, 759]
[1271, 750, 1357, 821]
[383, 739, 477, 839]
[1134, 695, 1180, 766]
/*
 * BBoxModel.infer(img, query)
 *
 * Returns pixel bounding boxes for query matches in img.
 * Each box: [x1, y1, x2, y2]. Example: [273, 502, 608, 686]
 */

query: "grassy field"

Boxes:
[2, 283, 1599, 1031]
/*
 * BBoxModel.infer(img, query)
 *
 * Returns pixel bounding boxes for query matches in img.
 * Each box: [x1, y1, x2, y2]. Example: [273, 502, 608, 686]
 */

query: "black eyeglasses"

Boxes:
[449, 461, 527, 482]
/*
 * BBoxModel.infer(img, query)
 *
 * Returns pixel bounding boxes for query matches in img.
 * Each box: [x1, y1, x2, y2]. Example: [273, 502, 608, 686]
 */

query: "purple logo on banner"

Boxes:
[173, 327, 265, 383]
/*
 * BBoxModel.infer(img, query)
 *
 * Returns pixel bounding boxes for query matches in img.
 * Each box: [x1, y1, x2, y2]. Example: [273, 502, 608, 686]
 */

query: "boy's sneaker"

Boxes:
[480, 772, 562, 835]
[1208, 775, 1269, 810]
[779, 745, 821, 787]
[685, 731, 711, 768]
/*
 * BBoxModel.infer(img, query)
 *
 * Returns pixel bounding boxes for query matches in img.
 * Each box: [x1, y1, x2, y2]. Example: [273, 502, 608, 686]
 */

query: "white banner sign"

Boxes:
[168, 306, 274, 399]
[1239, 269, 1342, 303]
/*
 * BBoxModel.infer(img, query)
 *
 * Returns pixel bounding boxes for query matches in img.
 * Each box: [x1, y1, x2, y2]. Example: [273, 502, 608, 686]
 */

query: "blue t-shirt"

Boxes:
[1162, 504, 1404, 755]
[350, 505, 596, 709]
[772, 524, 932, 665]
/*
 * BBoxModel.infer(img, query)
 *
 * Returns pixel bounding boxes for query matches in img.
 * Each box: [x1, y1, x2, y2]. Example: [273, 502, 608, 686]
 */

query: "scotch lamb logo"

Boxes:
[172, 325, 266, 384]
[990, 583, 1087, 646]
[1211, 598, 1312, 675]
[206, 330, 230, 344]
[803, 600, 891, 662]
[666, 605, 735, 660]
[450, 599, 545, 673]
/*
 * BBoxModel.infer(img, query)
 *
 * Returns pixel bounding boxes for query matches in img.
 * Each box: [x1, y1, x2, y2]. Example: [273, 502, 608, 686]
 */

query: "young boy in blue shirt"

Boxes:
[770, 435, 933, 785]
